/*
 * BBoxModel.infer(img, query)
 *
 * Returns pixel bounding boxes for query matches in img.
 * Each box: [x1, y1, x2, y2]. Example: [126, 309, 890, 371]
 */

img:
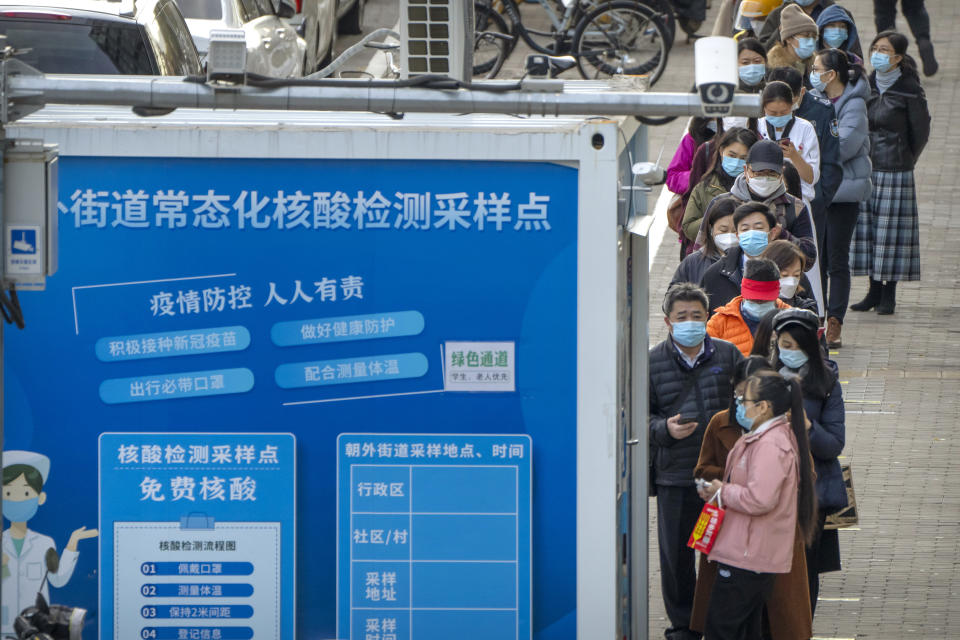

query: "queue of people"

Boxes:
[666, 2, 931, 346]
[653, 2, 933, 638]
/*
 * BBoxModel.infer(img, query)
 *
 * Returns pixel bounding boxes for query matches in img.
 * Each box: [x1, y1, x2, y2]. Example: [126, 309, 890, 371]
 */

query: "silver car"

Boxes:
[287, 0, 336, 72]
[175, 0, 307, 77]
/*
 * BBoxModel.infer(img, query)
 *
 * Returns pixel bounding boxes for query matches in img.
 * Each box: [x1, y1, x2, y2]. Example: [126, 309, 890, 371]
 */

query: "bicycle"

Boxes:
[481, 0, 673, 83]
[473, 2, 514, 78]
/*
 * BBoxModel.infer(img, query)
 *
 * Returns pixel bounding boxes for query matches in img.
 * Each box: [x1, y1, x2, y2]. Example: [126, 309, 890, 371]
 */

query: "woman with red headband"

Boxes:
[707, 258, 792, 356]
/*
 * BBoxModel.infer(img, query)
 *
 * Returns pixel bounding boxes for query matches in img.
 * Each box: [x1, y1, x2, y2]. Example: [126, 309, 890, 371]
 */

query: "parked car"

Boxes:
[0, 0, 202, 75]
[287, 0, 335, 72]
[174, 0, 307, 77]
[336, 0, 361, 35]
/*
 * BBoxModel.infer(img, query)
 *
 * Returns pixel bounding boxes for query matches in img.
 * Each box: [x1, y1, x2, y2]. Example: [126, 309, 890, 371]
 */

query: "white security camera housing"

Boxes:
[695, 36, 739, 117]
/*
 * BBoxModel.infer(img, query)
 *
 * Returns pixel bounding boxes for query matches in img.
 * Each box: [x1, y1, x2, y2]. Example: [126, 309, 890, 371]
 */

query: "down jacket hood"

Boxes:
[816, 5, 860, 54]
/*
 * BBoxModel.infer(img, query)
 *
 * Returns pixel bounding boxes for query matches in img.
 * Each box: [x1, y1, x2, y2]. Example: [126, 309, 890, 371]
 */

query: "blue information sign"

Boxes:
[4, 155, 577, 640]
[99, 433, 296, 640]
[337, 433, 532, 640]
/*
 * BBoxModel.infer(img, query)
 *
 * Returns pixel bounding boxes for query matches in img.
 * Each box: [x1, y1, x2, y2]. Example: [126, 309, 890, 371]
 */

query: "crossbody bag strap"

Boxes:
[665, 354, 706, 419]
[765, 115, 797, 141]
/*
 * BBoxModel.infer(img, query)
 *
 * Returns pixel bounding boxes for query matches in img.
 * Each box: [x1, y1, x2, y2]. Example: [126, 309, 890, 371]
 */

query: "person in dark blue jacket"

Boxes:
[816, 3, 864, 61]
[767, 66, 842, 253]
[769, 308, 846, 619]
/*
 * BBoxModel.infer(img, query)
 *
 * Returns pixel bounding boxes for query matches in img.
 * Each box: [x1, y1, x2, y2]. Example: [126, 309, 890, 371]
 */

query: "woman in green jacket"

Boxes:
[682, 127, 760, 243]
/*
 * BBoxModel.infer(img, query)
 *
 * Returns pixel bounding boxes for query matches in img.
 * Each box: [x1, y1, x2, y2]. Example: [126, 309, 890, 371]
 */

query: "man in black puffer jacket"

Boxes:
[649, 283, 743, 640]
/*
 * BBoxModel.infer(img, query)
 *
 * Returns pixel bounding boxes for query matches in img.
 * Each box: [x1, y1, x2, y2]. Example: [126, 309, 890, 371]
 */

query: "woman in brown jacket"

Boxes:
[767, 4, 819, 78]
[689, 356, 813, 639]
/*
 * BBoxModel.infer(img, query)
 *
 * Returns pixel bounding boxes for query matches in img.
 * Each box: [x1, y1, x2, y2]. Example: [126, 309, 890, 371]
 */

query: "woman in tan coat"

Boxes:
[766, 3, 819, 77]
[689, 356, 813, 639]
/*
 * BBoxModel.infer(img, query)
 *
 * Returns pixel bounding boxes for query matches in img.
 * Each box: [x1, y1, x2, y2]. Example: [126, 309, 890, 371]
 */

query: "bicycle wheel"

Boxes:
[474, 3, 513, 78]
[500, 0, 570, 55]
[572, 0, 670, 85]
[580, 0, 675, 48]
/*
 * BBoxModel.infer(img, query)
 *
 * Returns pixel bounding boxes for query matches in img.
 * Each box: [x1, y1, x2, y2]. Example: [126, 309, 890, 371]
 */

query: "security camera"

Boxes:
[695, 36, 738, 117]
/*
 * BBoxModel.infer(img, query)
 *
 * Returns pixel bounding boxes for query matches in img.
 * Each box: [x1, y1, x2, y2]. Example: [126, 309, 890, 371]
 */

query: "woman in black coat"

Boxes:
[768, 309, 847, 619]
[671, 197, 739, 287]
[850, 31, 931, 315]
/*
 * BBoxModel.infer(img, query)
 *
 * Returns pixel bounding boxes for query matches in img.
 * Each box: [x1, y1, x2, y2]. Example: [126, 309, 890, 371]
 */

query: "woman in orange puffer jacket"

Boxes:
[707, 257, 791, 356]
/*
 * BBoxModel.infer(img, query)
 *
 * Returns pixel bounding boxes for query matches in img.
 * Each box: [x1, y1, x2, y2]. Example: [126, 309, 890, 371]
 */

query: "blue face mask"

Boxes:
[794, 37, 817, 59]
[738, 63, 766, 86]
[735, 398, 754, 430]
[871, 51, 893, 72]
[779, 347, 810, 369]
[794, 0, 816, 6]
[738, 229, 769, 256]
[765, 113, 793, 129]
[742, 299, 777, 320]
[809, 70, 828, 92]
[3, 497, 39, 523]
[721, 156, 746, 177]
[672, 320, 707, 348]
[823, 26, 848, 48]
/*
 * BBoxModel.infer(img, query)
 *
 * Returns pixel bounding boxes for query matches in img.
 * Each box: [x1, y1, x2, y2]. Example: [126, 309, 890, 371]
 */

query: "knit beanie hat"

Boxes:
[779, 4, 818, 42]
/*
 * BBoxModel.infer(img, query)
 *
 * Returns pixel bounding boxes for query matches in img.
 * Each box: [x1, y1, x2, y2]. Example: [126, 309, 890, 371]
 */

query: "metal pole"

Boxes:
[630, 230, 650, 640]
[5, 74, 762, 120]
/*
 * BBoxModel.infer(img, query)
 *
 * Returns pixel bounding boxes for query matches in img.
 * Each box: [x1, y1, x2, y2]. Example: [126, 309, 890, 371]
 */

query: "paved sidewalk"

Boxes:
[642, 1, 960, 638]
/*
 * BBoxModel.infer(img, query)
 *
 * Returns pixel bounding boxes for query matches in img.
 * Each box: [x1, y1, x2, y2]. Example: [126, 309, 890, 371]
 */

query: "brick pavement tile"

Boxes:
[635, 0, 960, 638]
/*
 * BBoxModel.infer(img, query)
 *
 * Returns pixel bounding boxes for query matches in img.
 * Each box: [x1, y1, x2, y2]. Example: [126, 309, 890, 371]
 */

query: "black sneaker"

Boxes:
[918, 39, 939, 77]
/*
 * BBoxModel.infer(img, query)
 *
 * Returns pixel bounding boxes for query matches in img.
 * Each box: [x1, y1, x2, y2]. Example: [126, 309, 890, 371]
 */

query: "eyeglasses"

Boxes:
[735, 394, 758, 404]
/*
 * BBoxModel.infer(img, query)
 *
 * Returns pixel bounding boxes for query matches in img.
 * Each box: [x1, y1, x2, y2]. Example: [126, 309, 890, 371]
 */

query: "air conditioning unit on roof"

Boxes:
[400, 0, 473, 81]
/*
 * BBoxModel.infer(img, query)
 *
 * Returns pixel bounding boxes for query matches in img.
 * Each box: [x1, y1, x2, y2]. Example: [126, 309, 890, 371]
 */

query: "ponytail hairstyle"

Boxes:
[743, 373, 819, 545]
[816, 47, 864, 87]
[748, 308, 779, 358]
[872, 30, 919, 80]
[725, 356, 776, 425]
[781, 162, 802, 199]
[688, 116, 716, 147]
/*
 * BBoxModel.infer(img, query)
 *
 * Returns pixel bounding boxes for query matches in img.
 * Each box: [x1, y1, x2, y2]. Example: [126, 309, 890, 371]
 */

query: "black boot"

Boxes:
[850, 278, 882, 311]
[876, 281, 897, 315]
[918, 39, 939, 77]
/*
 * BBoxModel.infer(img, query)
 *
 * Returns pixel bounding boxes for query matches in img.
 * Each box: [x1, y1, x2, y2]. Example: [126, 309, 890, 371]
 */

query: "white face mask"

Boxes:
[714, 232, 739, 252]
[779, 276, 800, 299]
[748, 175, 782, 198]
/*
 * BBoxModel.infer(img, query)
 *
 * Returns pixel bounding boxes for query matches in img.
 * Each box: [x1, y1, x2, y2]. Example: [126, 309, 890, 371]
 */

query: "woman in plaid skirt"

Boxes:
[850, 31, 930, 315]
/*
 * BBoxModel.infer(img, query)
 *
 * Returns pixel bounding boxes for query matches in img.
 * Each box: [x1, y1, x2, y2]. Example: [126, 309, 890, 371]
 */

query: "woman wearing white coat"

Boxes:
[2, 451, 97, 633]
[757, 81, 821, 204]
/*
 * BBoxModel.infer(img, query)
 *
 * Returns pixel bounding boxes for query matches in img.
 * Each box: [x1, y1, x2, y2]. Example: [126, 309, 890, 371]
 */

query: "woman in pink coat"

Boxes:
[666, 117, 717, 196]
[697, 372, 818, 640]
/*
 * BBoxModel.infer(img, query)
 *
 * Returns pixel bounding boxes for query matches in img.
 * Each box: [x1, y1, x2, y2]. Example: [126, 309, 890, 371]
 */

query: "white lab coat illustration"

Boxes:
[1, 529, 78, 634]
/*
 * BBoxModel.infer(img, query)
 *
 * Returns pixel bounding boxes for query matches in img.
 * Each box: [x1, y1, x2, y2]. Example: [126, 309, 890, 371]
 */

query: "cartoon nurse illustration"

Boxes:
[2, 450, 98, 633]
